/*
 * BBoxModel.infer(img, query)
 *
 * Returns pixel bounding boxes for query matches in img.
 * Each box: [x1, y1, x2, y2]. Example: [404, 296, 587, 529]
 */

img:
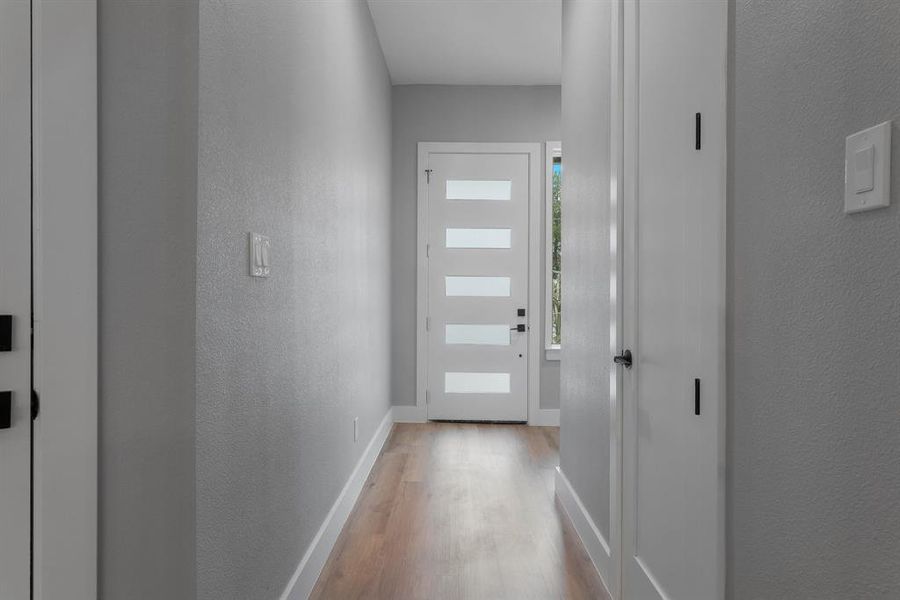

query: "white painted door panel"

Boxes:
[426, 152, 529, 421]
[622, 1, 726, 599]
[0, 1, 33, 597]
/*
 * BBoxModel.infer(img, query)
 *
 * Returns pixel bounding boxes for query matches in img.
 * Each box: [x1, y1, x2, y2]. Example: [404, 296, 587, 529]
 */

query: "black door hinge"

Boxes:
[0, 315, 11, 351]
[0, 392, 11, 429]
[695, 113, 702, 150]
[31, 389, 39, 421]
[694, 378, 701, 415]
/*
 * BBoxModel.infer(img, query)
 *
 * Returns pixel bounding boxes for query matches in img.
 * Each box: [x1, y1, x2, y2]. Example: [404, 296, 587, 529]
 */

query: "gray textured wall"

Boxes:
[98, 2, 198, 598]
[196, 1, 393, 599]
[558, 0, 612, 537]
[391, 85, 562, 409]
[729, 1, 900, 598]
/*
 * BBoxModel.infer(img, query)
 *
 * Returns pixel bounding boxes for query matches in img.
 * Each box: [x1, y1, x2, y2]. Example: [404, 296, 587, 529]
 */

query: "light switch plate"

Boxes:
[249, 233, 271, 277]
[844, 121, 891, 213]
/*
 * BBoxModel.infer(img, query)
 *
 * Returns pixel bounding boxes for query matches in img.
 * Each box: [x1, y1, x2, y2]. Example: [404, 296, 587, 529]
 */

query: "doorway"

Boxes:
[417, 143, 542, 422]
[617, 0, 727, 598]
[0, 2, 98, 597]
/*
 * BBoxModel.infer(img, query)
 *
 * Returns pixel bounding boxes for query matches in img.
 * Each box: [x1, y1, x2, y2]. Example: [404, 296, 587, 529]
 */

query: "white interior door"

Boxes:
[424, 149, 530, 422]
[621, 1, 726, 599]
[0, 1, 33, 597]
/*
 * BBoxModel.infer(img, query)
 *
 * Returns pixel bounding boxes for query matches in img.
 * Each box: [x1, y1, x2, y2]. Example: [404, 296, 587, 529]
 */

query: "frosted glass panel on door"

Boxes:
[445, 276, 511, 297]
[445, 324, 510, 346]
[445, 228, 512, 249]
[446, 180, 512, 201]
[444, 372, 511, 394]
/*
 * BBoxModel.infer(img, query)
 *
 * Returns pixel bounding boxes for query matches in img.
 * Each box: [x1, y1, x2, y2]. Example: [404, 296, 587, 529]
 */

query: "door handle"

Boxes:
[613, 349, 633, 368]
[510, 324, 526, 332]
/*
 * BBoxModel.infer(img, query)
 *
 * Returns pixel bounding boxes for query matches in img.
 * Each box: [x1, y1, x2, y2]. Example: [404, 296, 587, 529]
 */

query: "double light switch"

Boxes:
[250, 233, 271, 277]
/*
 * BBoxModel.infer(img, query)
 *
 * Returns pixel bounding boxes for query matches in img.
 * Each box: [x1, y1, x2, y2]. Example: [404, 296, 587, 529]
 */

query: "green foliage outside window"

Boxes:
[551, 157, 562, 346]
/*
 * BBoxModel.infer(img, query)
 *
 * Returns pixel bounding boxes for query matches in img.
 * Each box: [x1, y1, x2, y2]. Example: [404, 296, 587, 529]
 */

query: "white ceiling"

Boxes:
[367, 0, 561, 86]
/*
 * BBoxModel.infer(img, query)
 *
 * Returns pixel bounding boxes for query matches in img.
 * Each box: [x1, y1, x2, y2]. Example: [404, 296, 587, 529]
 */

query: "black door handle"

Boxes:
[613, 349, 633, 368]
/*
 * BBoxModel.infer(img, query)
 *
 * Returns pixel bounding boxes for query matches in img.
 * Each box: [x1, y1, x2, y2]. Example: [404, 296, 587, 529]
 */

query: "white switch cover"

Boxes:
[249, 233, 271, 277]
[844, 121, 891, 213]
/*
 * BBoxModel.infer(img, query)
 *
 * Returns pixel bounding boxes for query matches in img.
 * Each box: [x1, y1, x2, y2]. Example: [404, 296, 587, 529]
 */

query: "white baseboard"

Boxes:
[279, 409, 394, 600]
[529, 408, 560, 427]
[555, 467, 614, 598]
[392, 404, 427, 423]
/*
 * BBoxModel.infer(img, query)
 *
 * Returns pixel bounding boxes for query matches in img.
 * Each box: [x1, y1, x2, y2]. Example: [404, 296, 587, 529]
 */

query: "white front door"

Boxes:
[423, 148, 530, 422]
[0, 0, 33, 597]
[621, 1, 727, 599]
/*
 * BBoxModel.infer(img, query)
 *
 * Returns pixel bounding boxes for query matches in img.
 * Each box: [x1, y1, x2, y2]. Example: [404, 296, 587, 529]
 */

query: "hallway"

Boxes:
[5, 0, 899, 598]
[311, 424, 609, 600]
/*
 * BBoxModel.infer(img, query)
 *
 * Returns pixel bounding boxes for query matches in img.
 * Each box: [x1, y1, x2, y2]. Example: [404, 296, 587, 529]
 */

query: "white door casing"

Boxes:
[31, 1, 98, 597]
[620, 1, 727, 599]
[0, 1, 33, 597]
[418, 143, 541, 422]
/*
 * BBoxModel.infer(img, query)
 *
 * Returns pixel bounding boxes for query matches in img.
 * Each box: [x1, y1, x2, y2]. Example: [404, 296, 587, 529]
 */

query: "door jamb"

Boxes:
[610, 0, 626, 598]
[31, 2, 98, 598]
[414, 142, 544, 424]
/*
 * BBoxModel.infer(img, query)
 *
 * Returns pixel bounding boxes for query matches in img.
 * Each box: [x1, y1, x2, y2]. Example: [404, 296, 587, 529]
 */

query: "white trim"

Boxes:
[608, 1, 625, 598]
[0, 4, 33, 595]
[280, 409, 394, 600]
[416, 143, 430, 422]
[621, 3, 639, 597]
[544, 141, 562, 353]
[392, 404, 427, 424]
[415, 142, 545, 426]
[555, 467, 614, 597]
[530, 408, 560, 427]
[31, 2, 98, 598]
[525, 142, 543, 426]
[545, 345, 561, 362]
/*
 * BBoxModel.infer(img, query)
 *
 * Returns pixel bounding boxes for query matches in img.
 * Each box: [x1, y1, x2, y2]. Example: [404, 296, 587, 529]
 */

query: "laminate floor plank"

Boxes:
[310, 423, 611, 600]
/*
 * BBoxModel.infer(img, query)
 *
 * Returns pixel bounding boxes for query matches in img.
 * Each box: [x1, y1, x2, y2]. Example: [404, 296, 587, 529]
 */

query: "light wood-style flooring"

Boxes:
[310, 422, 610, 600]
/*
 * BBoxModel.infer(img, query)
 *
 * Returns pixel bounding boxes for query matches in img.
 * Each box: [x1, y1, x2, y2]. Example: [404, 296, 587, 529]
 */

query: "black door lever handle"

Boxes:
[613, 349, 633, 368]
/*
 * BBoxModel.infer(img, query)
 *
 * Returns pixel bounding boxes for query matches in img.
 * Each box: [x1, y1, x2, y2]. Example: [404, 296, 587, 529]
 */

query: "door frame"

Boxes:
[609, 1, 625, 598]
[31, 1, 98, 598]
[414, 142, 546, 424]
[0, 2, 34, 595]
